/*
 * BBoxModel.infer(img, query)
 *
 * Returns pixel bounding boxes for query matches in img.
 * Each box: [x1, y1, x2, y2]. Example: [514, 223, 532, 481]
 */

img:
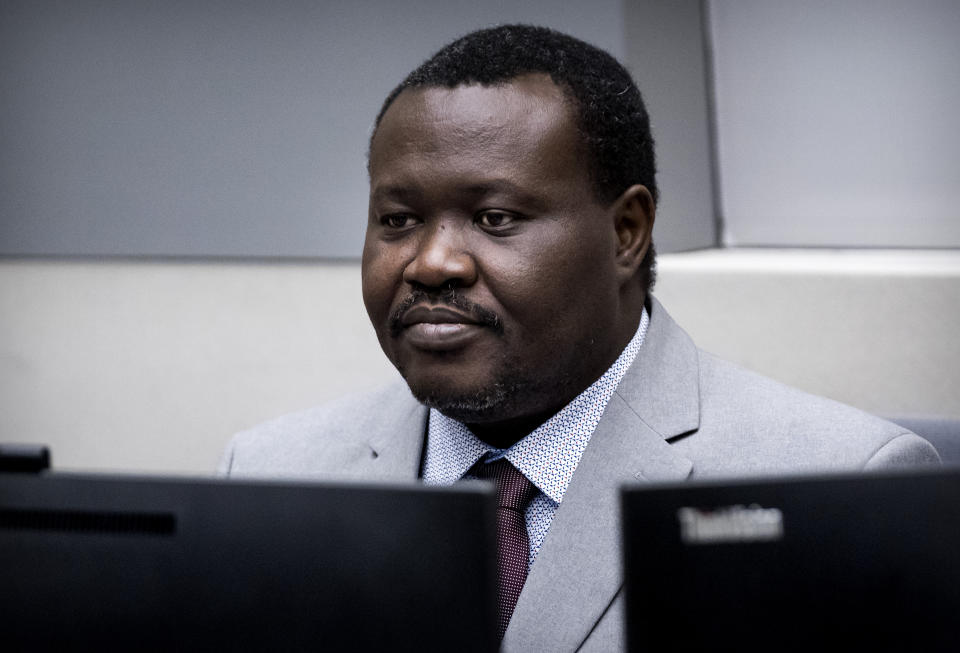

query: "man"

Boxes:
[220, 25, 939, 652]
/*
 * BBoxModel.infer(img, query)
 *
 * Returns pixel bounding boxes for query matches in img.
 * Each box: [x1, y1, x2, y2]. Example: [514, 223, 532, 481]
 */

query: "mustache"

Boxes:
[389, 289, 503, 337]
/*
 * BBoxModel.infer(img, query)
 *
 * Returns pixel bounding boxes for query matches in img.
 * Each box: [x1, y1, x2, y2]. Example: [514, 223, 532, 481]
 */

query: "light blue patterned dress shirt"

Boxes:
[422, 308, 649, 570]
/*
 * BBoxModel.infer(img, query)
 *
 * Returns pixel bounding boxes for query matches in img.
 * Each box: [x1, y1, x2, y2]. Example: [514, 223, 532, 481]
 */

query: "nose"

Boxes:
[402, 221, 478, 289]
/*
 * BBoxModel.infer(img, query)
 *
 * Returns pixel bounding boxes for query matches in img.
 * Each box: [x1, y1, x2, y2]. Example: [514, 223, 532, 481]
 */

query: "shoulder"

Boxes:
[218, 381, 425, 478]
[686, 351, 940, 475]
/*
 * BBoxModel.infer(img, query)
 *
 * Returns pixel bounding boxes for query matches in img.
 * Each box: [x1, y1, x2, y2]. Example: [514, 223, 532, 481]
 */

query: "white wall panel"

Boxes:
[2, 254, 958, 474]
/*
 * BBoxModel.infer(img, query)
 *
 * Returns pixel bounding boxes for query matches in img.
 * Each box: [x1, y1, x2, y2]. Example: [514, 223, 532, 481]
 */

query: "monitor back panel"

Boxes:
[0, 473, 497, 652]
[622, 469, 960, 652]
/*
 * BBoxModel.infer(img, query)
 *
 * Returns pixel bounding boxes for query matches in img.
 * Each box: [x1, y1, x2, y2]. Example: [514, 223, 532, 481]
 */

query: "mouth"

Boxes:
[396, 304, 486, 351]
[400, 305, 480, 328]
[388, 289, 506, 353]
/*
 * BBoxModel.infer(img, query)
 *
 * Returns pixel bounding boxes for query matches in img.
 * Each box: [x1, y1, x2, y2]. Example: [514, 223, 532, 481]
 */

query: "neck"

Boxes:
[466, 410, 555, 450]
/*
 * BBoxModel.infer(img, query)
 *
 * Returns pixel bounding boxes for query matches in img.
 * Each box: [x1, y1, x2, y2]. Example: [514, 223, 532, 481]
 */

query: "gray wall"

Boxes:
[710, 0, 960, 247]
[0, 0, 718, 258]
[6, 2, 959, 256]
[625, 0, 717, 253]
[0, 0, 618, 257]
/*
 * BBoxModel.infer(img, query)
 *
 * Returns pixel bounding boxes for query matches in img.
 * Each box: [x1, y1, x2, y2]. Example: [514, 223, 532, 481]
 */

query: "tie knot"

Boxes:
[473, 458, 538, 512]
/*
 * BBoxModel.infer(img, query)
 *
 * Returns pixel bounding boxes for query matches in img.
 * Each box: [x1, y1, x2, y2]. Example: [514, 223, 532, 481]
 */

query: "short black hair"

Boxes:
[372, 24, 658, 291]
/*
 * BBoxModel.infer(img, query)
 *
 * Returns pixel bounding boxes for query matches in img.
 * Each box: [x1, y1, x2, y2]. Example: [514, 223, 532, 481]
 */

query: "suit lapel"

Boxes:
[614, 296, 701, 441]
[503, 297, 700, 651]
[352, 384, 428, 482]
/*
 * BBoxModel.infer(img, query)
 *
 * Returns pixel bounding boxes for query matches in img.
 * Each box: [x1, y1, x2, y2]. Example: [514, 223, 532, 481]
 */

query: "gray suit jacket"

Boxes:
[220, 297, 940, 652]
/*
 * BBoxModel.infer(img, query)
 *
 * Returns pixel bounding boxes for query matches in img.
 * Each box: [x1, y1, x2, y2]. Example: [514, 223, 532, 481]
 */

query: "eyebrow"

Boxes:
[370, 185, 419, 203]
[371, 180, 549, 211]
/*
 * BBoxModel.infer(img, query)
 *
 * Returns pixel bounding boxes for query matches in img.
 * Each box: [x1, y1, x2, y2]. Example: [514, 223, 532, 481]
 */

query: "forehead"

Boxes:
[369, 74, 588, 189]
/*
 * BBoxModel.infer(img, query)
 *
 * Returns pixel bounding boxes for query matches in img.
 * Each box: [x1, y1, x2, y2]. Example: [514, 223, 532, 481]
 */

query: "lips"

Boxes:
[398, 304, 485, 351]
[400, 306, 479, 327]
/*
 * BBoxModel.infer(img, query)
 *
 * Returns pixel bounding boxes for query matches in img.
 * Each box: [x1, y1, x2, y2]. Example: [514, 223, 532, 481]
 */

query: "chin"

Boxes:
[405, 376, 521, 424]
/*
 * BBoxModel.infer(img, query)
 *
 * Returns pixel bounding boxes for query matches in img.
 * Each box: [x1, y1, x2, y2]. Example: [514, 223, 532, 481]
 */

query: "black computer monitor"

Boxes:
[1, 471, 497, 652]
[622, 468, 960, 652]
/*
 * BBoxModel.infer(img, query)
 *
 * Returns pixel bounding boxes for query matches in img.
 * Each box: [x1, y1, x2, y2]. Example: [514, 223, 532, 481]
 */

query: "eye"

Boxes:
[380, 213, 416, 229]
[476, 210, 517, 230]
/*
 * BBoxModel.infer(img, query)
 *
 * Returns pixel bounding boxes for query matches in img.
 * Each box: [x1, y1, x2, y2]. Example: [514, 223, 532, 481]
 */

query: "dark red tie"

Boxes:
[472, 458, 538, 641]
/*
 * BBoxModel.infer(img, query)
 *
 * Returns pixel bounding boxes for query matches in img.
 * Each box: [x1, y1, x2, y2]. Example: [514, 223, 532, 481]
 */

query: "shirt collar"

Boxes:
[422, 308, 649, 504]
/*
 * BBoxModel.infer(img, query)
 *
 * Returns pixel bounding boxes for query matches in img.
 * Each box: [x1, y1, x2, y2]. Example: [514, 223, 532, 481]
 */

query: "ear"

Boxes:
[611, 184, 655, 284]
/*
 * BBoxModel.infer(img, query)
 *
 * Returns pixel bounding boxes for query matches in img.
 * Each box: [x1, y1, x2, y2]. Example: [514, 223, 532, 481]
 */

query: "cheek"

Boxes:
[482, 241, 616, 350]
[361, 245, 404, 327]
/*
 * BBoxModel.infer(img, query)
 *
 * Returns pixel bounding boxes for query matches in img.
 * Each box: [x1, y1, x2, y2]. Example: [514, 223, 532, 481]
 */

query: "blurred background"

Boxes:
[1, 0, 958, 473]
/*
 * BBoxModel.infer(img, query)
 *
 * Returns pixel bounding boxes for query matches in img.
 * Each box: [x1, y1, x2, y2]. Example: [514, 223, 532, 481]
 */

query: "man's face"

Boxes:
[363, 74, 629, 431]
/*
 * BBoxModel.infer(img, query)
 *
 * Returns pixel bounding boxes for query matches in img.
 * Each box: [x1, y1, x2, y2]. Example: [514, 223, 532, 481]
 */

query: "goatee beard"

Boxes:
[411, 378, 523, 424]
